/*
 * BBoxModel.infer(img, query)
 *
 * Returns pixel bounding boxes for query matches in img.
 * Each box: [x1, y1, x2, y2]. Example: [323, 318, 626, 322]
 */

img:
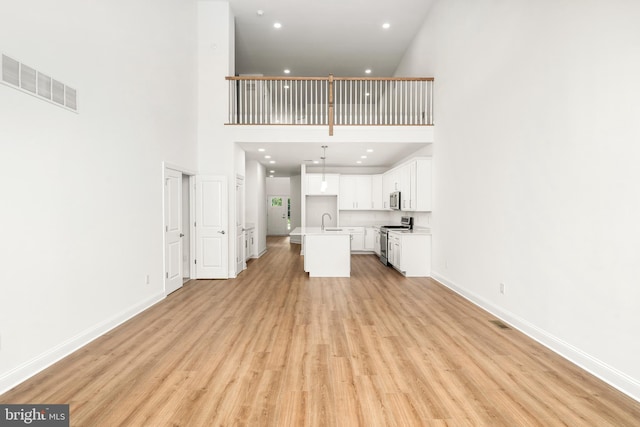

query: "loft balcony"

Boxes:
[226, 75, 434, 142]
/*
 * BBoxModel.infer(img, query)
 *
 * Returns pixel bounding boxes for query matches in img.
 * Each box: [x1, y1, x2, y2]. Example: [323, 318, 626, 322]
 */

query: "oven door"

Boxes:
[379, 230, 388, 265]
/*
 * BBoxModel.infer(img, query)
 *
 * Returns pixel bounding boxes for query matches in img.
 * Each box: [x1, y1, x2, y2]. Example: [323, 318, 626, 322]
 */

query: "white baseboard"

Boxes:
[431, 271, 640, 403]
[0, 292, 165, 395]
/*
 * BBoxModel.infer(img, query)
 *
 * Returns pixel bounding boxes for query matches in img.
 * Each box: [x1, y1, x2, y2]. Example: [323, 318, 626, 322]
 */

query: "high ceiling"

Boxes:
[230, 0, 434, 77]
[228, 0, 434, 176]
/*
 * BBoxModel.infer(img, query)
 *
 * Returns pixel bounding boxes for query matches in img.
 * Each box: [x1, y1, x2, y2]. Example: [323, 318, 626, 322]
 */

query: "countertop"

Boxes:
[289, 227, 352, 236]
[388, 227, 432, 235]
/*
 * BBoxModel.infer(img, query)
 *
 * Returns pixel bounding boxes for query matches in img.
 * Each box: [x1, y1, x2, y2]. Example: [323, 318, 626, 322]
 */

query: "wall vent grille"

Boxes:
[1, 53, 78, 112]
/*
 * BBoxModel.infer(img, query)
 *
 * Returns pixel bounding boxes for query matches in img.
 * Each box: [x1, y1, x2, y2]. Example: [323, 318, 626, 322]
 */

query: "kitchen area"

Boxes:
[290, 156, 432, 278]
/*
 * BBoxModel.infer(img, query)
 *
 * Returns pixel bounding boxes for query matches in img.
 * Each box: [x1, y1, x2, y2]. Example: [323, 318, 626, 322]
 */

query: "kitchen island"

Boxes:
[289, 227, 351, 277]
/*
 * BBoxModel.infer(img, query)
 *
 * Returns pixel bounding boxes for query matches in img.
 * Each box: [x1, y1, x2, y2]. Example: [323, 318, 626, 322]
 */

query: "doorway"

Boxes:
[267, 195, 290, 236]
[163, 166, 195, 295]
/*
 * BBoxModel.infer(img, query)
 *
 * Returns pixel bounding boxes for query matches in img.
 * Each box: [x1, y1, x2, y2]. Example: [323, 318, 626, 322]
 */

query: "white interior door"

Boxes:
[164, 168, 183, 294]
[195, 175, 228, 279]
[267, 195, 289, 235]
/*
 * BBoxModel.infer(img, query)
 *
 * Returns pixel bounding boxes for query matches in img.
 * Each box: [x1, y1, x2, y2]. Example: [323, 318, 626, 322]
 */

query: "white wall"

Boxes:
[0, 0, 198, 392]
[197, 1, 238, 276]
[396, 0, 640, 400]
[266, 177, 291, 196]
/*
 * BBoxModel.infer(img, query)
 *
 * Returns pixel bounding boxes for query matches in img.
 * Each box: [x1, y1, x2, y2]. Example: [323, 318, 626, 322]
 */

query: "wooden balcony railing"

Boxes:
[226, 75, 434, 135]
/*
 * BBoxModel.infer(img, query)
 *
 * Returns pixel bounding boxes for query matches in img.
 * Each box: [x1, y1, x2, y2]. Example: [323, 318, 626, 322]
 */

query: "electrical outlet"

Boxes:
[500, 283, 505, 294]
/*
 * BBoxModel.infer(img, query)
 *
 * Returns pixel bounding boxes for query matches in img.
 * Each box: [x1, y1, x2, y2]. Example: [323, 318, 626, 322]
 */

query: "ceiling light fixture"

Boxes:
[270, 170, 275, 173]
[367, 149, 374, 153]
[320, 145, 328, 193]
[356, 161, 362, 164]
[365, 69, 372, 74]
[258, 148, 265, 152]
[361, 155, 367, 159]
[382, 23, 391, 29]
[284, 69, 290, 74]
[257, 10, 264, 16]
[269, 160, 276, 164]
[264, 155, 271, 159]
[274, 22, 282, 29]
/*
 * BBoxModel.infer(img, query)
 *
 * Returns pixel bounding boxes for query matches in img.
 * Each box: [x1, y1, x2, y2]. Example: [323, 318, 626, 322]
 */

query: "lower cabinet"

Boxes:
[388, 231, 431, 277]
[245, 228, 255, 261]
[364, 227, 377, 251]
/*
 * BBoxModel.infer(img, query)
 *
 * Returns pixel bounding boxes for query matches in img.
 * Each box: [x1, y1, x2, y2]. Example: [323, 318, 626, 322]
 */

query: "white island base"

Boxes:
[290, 227, 351, 277]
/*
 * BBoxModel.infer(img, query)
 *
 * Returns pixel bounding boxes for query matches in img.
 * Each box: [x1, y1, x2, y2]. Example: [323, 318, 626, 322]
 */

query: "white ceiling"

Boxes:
[239, 142, 430, 176]
[229, 0, 434, 176]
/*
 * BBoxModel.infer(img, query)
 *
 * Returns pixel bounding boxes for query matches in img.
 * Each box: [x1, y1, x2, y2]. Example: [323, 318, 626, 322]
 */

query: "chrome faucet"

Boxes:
[321, 213, 332, 230]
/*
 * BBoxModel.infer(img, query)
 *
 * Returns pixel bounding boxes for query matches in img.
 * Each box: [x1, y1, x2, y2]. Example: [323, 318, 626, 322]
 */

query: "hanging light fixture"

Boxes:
[320, 145, 328, 193]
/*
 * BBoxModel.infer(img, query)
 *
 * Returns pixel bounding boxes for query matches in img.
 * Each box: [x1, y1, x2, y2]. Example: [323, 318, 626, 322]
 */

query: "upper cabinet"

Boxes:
[340, 175, 372, 210]
[411, 158, 432, 212]
[371, 174, 383, 210]
[382, 157, 432, 212]
[306, 173, 340, 195]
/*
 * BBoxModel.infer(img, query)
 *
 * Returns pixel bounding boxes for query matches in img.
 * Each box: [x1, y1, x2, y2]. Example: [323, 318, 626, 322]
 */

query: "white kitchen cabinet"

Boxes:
[343, 227, 365, 252]
[339, 175, 372, 210]
[371, 174, 383, 210]
[411, 158, 432, 212]
[382, 169, 397, 209]
[364, 227, 376, 251]
[381, 157, 432, 212]
[244, 228, 255, 261]
[306, 173, 340, 195]
[399, 163, 411, 209]
[388, 231, 431, 277]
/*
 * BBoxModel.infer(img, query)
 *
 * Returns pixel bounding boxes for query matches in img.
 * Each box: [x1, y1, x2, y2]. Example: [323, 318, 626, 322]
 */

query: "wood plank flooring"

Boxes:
[2, 236, 640, 426]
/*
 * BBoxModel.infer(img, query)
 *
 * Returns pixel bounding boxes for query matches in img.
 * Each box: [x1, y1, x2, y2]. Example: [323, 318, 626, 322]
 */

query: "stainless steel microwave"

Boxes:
[390, 191, 401, 210]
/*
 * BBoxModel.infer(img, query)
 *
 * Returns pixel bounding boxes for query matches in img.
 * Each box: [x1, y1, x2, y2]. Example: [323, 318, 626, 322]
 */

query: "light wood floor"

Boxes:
[2, 237, 640, 426]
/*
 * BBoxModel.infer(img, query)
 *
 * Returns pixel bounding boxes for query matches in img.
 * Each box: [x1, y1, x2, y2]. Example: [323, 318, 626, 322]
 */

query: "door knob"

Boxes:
[217, 230, 226, 234]
[179, 233, 184, 237]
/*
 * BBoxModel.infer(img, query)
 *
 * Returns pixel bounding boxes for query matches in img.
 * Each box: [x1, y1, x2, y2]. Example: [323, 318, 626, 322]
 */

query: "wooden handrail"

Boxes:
[226, 76, 434, 81]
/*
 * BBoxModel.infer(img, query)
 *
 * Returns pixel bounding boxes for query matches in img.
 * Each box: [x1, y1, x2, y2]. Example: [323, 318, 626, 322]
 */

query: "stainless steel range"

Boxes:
[379, 216, 413, 265]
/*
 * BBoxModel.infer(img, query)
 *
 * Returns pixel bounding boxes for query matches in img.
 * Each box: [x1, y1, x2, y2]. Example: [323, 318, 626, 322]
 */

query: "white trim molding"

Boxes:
[431, 271, 640, 403]
[0, 293, 165, 395]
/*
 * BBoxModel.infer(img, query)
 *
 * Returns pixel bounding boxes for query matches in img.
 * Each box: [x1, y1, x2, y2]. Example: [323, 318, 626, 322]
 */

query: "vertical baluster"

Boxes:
[383, 80, 387, 125]
[410, 80, 414, 125]
[368, 80, 372, 125]
[268, 80, 272, 124]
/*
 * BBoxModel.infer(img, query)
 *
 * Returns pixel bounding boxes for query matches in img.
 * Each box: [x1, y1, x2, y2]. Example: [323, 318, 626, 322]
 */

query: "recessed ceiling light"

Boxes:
[269, 160, 276, 164]
[356, 161, 362, 164]
[258, 148, 265, 152]
[269, 175, 274, 178]
[367, 149, 374, 153]
[257, 10, 264, 16]
[313, 160, 319, 164]
[361, 155, 367, 159]
[382, 23, 391, 29]
[270, 170, 275, 173]
[264, 155, 271, 159]
[274, 22, 282, 29]
[365, 69, 372, 74]
[284, 69, 290, 74]
[365, 93, 370, 97]
[284, 85, 290, 89]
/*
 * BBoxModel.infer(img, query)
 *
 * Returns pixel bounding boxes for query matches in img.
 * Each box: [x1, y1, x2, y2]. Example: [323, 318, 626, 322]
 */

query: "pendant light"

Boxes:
[320, 145, 328, 193]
